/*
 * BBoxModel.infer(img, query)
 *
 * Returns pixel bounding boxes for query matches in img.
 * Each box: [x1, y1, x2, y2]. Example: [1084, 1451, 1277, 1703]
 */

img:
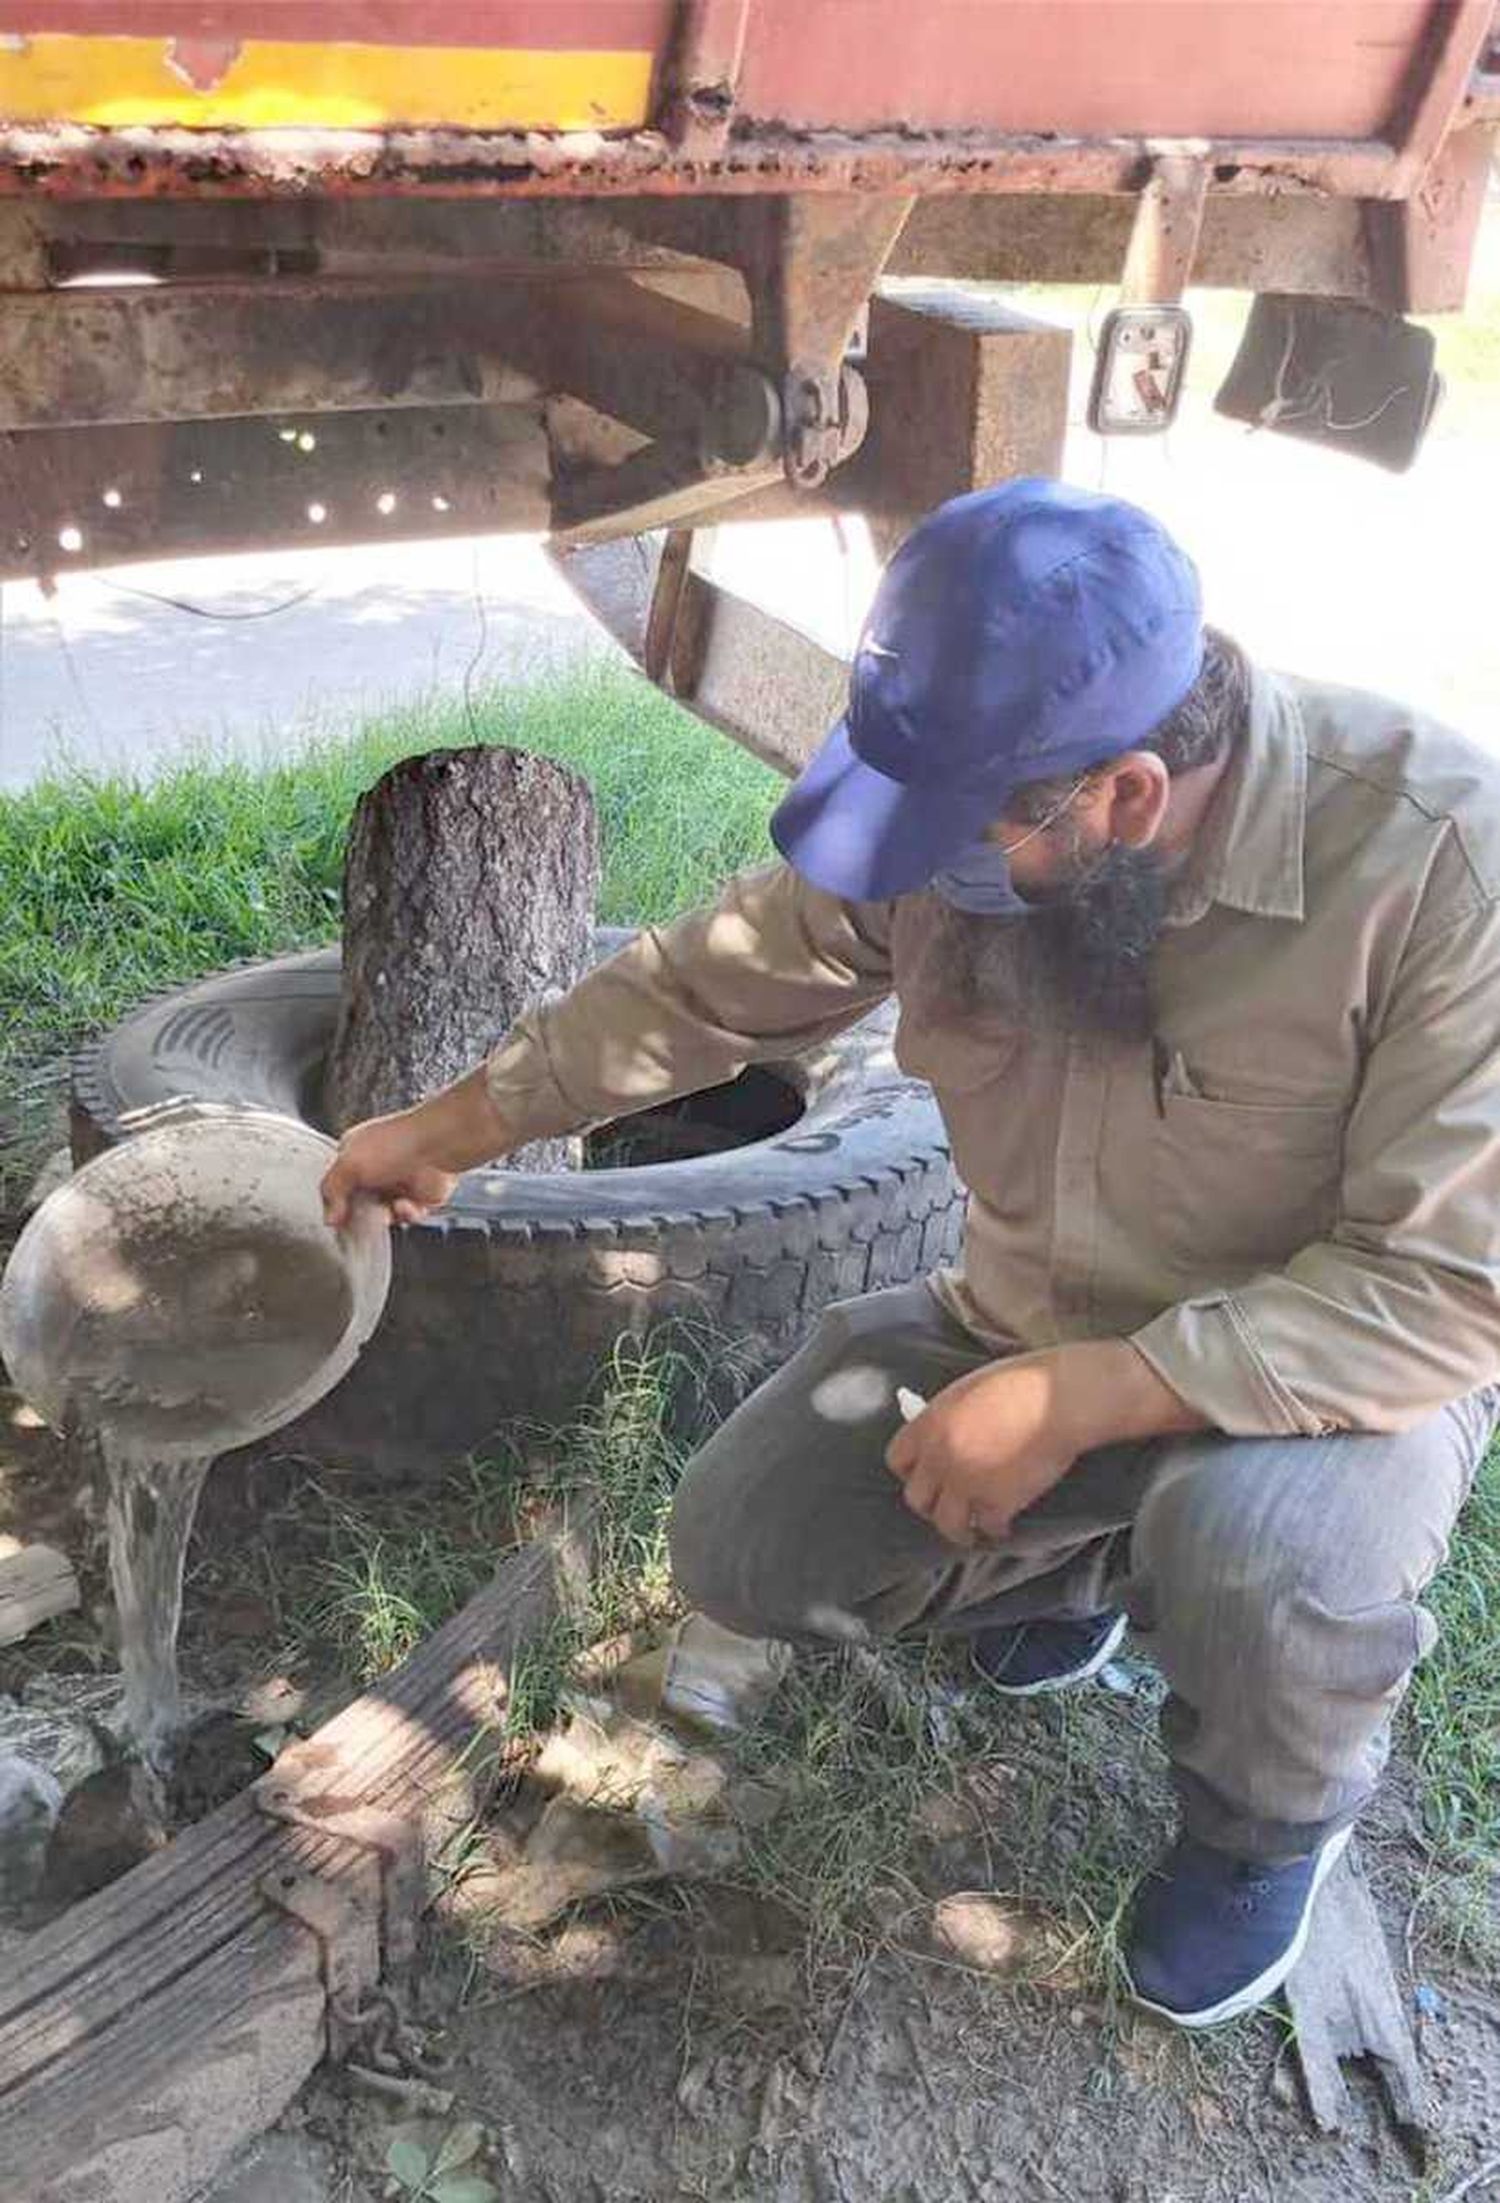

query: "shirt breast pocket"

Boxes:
[1152, 1088, 1347, 1276]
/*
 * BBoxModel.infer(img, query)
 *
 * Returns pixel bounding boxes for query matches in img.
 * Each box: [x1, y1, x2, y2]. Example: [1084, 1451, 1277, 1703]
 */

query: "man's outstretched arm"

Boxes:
[322, 863, 894, 1225]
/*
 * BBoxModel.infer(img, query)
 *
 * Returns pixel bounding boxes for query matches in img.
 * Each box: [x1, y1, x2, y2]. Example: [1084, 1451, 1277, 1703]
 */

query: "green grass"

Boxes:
[1405, 1444, 1500, 1862]
[233, 1330, 715, 1696]
[727, 1635, 1175, 1995]
[0, 662, 779, 1198]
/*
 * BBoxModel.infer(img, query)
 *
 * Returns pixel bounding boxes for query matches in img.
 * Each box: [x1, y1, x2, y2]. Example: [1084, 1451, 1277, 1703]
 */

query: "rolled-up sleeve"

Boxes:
[483, 863, 895, 1148]
[1134, 894, 1500, 1434]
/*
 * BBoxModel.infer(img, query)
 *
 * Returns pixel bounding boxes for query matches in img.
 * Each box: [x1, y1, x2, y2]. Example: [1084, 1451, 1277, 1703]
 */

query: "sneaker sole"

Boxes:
[1125, 1821, 1355, 2030]
[978, 1611, 1130, 1699]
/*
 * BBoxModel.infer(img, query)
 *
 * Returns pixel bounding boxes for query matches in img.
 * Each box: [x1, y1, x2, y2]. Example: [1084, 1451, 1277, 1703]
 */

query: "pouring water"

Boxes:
[0, 1110, 390, 1773]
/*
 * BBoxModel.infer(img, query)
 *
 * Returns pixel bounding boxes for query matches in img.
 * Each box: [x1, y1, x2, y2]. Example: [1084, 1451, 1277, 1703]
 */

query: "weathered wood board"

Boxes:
[0, 1540, 80, 1645]
[1286, 1842, 1432, 2160]
[0, 1515, 594, 2203]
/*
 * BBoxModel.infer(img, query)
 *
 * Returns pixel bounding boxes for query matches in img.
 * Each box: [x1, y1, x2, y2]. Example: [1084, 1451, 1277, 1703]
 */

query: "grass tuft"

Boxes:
[247, 1330, 728, 1707]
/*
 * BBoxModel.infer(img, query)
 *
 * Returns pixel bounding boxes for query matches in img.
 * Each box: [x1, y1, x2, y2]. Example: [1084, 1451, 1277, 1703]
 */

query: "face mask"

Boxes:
[930, 774, 1093, 918]
[930, 841, 1036, 917]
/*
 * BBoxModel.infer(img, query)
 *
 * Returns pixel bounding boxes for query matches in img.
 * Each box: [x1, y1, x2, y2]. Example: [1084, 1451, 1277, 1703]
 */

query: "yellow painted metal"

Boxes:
[0, 35, 654, 131]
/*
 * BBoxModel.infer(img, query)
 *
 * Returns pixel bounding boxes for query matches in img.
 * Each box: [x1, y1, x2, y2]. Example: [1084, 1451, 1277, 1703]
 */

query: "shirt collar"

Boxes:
[1166, 665, 1306, 927]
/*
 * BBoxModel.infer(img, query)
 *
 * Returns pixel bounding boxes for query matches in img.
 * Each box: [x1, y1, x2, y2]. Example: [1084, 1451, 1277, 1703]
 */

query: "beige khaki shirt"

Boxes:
[486, 669, 1500, 1437]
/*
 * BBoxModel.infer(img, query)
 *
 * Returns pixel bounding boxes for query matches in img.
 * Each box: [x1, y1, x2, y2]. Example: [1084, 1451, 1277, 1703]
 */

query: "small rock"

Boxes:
[1414, 1982, 1448, 2023]
[930, 1892, 1022, 1973]
[0, 1752, 64, 1909]
[42, 1749, 168, 1904]
[929, 1891, 1082, 1988]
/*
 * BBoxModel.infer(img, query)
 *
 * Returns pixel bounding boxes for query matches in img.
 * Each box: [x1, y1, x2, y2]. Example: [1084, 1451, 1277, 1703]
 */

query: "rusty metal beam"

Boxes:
[0, 122, 1426, 206]
[548, 434, 782, 544]
[0, 405, 548, 583]
[0, 191, 1401, 307]
[0, 281, 542, 430]
[510, 270, 769, 452]
[1383, 0, 1498, 194]
[8, 195, 748, 288]
[893, 192, 1386, 301]
[730, 192, 910, 488]
[742, 191, 912, 371]
[0, 271, 775, 448]
[551, 529, 844, 773]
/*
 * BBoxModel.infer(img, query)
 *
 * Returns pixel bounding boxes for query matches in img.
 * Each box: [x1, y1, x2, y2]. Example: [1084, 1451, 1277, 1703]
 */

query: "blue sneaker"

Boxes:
[1124, 1824, 1353, 2028]
[971, 1610, 1128, 1697]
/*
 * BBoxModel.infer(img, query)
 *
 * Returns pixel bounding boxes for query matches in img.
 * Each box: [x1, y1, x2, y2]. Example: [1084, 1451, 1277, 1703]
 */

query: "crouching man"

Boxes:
[324, 481, 1500, 2026]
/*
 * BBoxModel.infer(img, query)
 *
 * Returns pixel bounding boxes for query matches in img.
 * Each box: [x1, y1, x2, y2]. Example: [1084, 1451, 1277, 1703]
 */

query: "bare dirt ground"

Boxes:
[197, 1747, 1500, 2203]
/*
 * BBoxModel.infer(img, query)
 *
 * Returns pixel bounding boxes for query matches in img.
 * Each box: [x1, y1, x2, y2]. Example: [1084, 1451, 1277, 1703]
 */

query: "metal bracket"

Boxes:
[781, 362, 869, 490]
[255, 1758, 424, 1985]
[259, 1865, 383, 2061]
[1119, 154, 1209, 308]
[642, 526, 696, 684]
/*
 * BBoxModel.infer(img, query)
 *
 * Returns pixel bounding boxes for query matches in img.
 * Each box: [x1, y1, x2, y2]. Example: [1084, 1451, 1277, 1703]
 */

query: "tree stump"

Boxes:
[327, 747, 600, 1170]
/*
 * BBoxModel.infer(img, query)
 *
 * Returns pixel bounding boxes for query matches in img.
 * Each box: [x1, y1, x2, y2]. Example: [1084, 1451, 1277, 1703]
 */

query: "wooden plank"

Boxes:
[0, 1515, 595, 2203]
[1285, 1842, 1432, 2157]
[0, 1541, 80, 1645]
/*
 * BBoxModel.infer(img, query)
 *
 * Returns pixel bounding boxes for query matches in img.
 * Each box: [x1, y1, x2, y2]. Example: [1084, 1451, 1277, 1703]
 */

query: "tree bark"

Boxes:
[327, 747, 600, 1170]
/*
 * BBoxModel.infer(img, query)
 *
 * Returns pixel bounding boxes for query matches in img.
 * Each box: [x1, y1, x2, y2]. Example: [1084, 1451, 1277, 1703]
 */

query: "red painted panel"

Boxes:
[0, 2, 673, 49]
[738, 0, 1439, 140]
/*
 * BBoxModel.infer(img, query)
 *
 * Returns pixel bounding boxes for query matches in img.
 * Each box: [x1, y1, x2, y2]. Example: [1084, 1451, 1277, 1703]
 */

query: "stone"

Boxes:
[929, 1892, 1083, 1990]
[41, 1750, 168, 1905]
[199, 2129, 337, 2203]
[0, 1751, 64, 1909]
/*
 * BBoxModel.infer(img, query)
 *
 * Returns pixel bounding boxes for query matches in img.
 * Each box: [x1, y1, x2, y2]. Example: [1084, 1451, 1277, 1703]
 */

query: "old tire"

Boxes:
[73, 940, 962, 1463]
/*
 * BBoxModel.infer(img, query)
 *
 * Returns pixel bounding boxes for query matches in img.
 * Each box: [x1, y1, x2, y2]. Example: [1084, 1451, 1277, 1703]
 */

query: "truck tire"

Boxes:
[72, 940, 963, 1463]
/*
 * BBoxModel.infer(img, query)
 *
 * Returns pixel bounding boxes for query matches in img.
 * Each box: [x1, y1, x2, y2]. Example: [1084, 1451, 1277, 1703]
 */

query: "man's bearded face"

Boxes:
[929, 824, 1169, 1042]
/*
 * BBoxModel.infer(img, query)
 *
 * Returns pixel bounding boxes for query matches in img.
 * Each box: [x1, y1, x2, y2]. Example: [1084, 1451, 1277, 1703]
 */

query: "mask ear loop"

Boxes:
[994, 772, 1093, 859]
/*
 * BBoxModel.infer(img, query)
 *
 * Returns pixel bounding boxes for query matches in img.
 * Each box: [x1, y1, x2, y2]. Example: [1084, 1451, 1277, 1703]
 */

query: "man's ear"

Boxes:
[1099, 751, 1171, 848]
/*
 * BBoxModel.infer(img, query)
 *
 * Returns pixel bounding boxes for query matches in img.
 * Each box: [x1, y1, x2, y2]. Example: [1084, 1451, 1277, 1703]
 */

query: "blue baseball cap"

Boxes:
[770, 479, 1204, 901]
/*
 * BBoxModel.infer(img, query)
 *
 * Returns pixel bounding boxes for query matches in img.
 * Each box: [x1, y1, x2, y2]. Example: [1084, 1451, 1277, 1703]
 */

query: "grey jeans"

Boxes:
[668, 1283, 1498, 1862]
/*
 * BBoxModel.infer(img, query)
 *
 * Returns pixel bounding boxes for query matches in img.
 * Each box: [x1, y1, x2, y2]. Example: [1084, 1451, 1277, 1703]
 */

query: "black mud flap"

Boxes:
[1215, 293, 1442, 474]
